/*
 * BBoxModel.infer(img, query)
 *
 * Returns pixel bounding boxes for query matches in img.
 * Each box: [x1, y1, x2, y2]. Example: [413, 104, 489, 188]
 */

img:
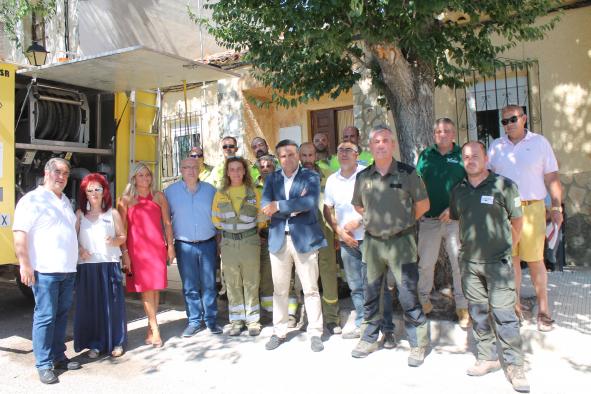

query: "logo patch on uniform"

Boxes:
[514, 197, 521, 208]
[446, 158, 459, 164]
[481, 195, 494, 205]
[247, 199, 257, 204]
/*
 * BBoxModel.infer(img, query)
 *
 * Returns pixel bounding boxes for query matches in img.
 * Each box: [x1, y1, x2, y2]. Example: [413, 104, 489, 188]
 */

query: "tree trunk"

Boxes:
[367, 42, 434, 164]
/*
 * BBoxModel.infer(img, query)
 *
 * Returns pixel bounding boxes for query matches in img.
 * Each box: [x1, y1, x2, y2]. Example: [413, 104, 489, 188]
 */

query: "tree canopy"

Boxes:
[199, 0, 560, 162]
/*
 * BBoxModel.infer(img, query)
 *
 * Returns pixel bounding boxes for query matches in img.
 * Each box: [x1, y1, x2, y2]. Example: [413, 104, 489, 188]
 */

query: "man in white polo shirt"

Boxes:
[488, 105, 563, 332]
[13, 158, 80, 384]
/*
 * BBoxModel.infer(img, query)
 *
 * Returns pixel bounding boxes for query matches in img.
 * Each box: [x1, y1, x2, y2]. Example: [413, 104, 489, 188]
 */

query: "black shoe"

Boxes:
[382, 332, 397, 349]
[53, 358, 81, 370]
[182, 324, 205, 338]
[38, 369, 58, 384]
[208, 324, 223, 335]
[326, 323, 342, 335]
[265, 335, 285, 350]
[310, 336, 324, 352]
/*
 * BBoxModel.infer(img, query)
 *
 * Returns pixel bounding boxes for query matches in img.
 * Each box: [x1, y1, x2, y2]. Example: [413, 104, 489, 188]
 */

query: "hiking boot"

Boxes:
[229, 323, 244, 336]
[421, 302, 433, 315]
[457, 308, 471, 329]
[342, 327, 361, 340]
[381, 332, 396, 349]
[265, 335, 285, 350]
[408, 347, 426, 367]
[506, 365, 530, 393]
[247, 324, 261, 337]
[310, 336, 324, 352]
[537, 313, 554, 332]
[466, 359, 502, 376]
[326, 322, 342, 335]
[351, 340, 378, 358]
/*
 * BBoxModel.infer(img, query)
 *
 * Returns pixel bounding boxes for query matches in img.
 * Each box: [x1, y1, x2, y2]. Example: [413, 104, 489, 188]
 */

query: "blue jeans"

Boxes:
[32, 272, 76, 370]
[340, 242, 393, 332]
[175, 238, 218, 328]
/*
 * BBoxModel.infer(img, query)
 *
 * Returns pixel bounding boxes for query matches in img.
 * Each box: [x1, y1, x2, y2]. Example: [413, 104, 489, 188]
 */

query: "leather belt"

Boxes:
[366, 225, 416, 241]
[176, 236, 215, 244]
[521, 199, 542, 206]
[222, 228, 258, 240]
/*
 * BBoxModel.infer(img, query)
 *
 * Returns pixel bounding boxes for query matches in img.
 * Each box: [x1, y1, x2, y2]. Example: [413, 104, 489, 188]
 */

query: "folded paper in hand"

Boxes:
[546, 223, 559, 250]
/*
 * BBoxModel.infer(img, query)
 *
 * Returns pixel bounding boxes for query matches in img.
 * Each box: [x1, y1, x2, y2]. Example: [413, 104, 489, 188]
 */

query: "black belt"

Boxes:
[176, 236, 215, 244]
[222, 228, 258, 240]
[366, 225, 416, 241]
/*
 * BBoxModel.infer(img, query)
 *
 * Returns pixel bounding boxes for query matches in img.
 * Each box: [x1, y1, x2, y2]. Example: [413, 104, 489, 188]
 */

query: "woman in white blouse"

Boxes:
[74, 173, 127, 358]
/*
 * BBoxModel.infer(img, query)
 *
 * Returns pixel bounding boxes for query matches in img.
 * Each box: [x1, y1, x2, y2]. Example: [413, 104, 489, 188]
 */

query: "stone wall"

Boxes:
[562, 171, 591, 266]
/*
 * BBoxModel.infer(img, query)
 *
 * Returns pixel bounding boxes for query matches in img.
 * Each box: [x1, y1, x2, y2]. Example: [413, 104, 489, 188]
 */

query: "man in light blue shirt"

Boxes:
[165, 157, 221, 336]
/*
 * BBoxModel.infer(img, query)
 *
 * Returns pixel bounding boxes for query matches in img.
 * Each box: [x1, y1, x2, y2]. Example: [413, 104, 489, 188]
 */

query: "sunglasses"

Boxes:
[501, 115, 521, 126]
[222, 144, 236, 150]
[86, 187, 104, 194]
[190, 153, 204, 158]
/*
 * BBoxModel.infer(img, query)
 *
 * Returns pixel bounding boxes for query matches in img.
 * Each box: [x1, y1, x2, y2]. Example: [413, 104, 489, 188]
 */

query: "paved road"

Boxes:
[0, 271, 589, 394]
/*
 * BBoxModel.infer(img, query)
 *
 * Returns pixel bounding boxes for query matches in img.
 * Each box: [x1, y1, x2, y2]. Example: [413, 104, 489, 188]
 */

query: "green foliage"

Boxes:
[0, 0, 57, 51]
[198, 0, 560, 108]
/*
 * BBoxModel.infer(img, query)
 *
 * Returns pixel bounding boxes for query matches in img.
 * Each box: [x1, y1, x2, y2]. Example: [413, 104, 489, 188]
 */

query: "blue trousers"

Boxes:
[32, 272, 76, 370]
[175, 238, 218, 328]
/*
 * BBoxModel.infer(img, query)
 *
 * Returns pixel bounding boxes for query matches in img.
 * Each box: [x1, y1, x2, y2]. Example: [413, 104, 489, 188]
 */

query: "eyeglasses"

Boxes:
[86, 187, 104, 194]
[337, 147, 358, 154]
[190, 153, 204, 158]
[222, 144, 236, 150]
[501, 115, 521, 126]
[181, 166, 198, 171]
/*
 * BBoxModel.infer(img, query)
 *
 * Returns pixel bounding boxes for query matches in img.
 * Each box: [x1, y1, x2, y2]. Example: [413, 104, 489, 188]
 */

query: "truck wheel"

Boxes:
[15, 271, 35, 302]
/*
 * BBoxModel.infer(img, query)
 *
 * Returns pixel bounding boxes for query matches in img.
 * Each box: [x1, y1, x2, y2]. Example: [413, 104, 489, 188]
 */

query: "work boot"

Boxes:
[506, 365, 530, 393]
[456, 308, 471, 329]
[351, 340, 378, 358]
[326, 322, 342, 335]
[421, 302, 433, 315]
[466, 359, 502, 376]
[287, 314, 298, 328]
[247, 323, 261, 337]
[408, 347, 426, 367]
[537, 313, 554, 332]
[342, 327, 361, 340]
[381, 332, 396, 349]
[229, 323, 244, 336]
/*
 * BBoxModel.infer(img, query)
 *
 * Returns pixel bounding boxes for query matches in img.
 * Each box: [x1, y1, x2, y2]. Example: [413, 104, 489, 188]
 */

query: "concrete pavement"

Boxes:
[0, 269, 589, 393]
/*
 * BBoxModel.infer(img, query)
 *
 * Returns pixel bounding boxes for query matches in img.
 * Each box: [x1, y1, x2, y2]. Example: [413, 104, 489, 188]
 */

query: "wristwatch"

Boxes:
[550, 206, 563, 213]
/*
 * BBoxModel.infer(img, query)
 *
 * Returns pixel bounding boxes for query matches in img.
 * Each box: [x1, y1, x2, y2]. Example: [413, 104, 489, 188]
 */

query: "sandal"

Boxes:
[537, 313, 555, 332]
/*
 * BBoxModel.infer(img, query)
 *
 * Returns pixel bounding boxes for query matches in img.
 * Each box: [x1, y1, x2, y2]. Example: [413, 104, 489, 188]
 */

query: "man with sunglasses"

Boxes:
[208, 136, 239, 189]
[488, 105, 562, 332]
[188, 146, 213, 182]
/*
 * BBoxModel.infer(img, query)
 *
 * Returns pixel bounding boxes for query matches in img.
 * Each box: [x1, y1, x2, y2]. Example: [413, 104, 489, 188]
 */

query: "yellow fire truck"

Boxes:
[0, 46, 235, 298]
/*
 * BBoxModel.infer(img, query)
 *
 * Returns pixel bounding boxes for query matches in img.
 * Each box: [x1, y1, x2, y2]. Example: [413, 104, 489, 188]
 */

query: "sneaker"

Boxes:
[457, 308, 471, 329]
[310, 336, 324, 352]
[351, 340, 378, 358]
[408, 347, 426, 367]
[248, 324, 261, 337]
[342, 327, 361, 340]
[38, 369, 58, 384]
[537, 313, 554, 332]
[111, 346, 124, 358]
[87, 349, 100, 359]
[467, 359, 502, 376]
[229, 323, 244, 336]
[53, 357, 81, 370]
[382, 332, 396, 349]
[506, 365, 530, 393]
[208, 324, 223, 335]
[287, 315, 297, 328]
[265, 335, 286, 350]
[182, 324, 205, 338]
[326, 322, 342, 335]
[422, 302, 433, 315]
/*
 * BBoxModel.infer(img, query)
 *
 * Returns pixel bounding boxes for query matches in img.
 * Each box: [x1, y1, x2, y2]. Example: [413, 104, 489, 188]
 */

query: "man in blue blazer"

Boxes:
[261, 139, 327, 352]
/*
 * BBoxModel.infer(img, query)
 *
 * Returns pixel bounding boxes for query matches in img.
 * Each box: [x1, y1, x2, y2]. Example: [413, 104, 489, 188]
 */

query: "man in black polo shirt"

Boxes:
[450, 141, 529, 393]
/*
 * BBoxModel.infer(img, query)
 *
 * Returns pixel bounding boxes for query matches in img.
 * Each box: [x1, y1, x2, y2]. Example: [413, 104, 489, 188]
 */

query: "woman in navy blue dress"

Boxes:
[74, 173, 127, 358]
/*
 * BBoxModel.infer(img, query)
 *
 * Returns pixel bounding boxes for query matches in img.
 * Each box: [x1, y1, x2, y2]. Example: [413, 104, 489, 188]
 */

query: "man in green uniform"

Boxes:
[299, 142, 341, 335]
[450, 141, 529, 393]
[189, 146, 213, 182]
[416, 118, 469, 327]
[351, 125, 430, 366]
[207, 136, 239, 189]
[249, 137, 279, 182]
[329, 126, 373, 171]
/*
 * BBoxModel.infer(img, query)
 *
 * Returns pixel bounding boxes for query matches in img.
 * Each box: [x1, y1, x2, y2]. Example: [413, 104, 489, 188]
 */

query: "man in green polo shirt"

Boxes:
[416, 118, 469, 328]
[449, 141, 528, 393]
[329, 126, 373, 171]
[351, 125, 430, 366]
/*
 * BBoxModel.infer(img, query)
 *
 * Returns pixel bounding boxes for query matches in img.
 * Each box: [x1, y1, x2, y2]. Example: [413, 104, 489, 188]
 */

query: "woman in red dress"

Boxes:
[118, 162, 175, 347]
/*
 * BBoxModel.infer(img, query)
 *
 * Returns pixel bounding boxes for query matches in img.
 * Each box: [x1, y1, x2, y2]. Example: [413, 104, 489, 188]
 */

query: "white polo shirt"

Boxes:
[12, 186, 78, 273]
[324, 165, 366, 241]
[488, 130, 558, 200]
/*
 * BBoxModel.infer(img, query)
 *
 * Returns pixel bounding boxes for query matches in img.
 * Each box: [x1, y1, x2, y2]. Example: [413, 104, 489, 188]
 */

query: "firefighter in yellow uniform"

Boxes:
[212, 157, 266, 336]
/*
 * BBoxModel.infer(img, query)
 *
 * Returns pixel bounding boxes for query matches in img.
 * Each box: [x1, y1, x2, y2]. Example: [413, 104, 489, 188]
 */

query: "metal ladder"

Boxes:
[129, 89, 162, 187]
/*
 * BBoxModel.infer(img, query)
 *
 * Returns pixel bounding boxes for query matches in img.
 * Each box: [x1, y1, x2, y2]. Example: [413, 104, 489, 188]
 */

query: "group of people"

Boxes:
[13, 104, 562, 393]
